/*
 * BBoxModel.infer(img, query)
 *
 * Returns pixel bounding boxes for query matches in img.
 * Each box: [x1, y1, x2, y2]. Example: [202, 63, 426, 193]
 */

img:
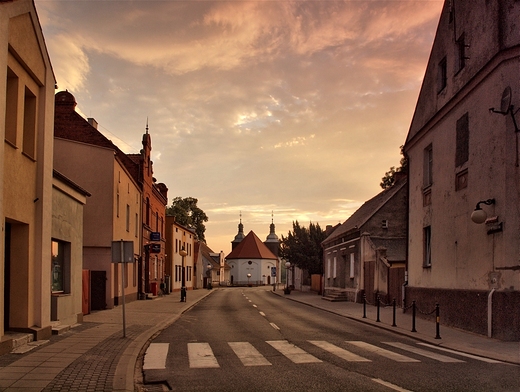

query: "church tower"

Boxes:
[231, 212, 245, 250]
[264, 212, 280, 257]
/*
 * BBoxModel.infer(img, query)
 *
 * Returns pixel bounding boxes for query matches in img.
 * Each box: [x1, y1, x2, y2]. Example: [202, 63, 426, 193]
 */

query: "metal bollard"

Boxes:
[376, 295, 381, 322]
[435, 303, 441, 339]
[363, 294, 367, 318]
[411, 300, 417, 332]
[392, 298, 397, 327]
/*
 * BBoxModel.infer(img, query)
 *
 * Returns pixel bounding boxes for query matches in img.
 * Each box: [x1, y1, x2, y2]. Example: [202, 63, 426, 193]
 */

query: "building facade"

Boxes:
[51, 170, 90, 327]
[165, 217, 195, 294]
[322, 175, 407, 305]
[1, 0, 56, 348]
[403, 0, 520, 340]
[127, 129, 168, 298]
[54, 91, 141, 309]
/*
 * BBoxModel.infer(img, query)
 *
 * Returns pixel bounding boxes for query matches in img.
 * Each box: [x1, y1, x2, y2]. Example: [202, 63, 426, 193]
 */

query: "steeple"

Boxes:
[264, 211, 280, 257]
[231, 212, 245, 250]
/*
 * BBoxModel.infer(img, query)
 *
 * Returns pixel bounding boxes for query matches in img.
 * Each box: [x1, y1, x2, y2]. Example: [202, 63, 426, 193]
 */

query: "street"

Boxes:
[142, 287, 518, 392]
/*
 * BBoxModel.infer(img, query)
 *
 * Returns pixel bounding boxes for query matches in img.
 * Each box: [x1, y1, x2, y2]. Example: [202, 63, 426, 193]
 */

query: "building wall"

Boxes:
[51, 175, 87, 326]
[165, 217, 195, 293]
[227, 258, 276, 285]
[404, 0, 520, 340]
[1, 0, 55, 341]
[54, 139, 140, 308]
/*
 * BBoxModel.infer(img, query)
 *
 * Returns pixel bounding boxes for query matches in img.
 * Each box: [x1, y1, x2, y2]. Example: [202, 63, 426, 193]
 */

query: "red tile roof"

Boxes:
[225, 231, 278, 260]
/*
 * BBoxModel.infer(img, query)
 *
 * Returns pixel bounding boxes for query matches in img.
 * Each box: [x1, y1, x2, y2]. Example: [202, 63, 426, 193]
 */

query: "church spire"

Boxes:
[231, 211, 245, 250]
[264, 211, 279, 257]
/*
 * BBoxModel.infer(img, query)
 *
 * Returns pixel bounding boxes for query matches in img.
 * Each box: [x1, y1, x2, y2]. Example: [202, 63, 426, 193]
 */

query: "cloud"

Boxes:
[35, 0, 443, 252]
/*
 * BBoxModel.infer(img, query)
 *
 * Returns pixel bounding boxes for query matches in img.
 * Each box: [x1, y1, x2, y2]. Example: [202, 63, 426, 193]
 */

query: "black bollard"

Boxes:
[435, 303, 441, 339]
[363, 294, 367, 318]
[392, 298, 397, 327]
[376, 295, 381, 322]
[411, 300, 417, 332]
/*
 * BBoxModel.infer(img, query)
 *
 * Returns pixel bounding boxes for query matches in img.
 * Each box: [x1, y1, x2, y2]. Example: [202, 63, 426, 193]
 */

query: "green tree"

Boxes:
[280, 221, 326, 275]
[380, 145, 408, 189]
[166, 197, 208, 242]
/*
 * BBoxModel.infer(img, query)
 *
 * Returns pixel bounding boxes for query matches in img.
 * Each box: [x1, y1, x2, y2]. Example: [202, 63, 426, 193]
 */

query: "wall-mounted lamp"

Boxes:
[471, 199, 495, 224]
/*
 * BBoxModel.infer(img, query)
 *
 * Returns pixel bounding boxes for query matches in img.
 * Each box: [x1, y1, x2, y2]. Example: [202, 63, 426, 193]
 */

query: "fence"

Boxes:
[362, 294, 441, 339]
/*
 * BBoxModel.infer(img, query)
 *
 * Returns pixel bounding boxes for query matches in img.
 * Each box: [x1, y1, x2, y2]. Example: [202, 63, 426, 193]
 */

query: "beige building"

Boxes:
[1, 0, 56, 349]
[51, 170, 90, 327]
[404, 0, 520, 340]
[54, 91, 142, 310]
[165, 217, 196, 295]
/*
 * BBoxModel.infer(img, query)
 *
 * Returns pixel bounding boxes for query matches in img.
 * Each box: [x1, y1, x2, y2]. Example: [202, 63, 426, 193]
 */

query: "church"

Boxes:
[225, 217, 280, 286]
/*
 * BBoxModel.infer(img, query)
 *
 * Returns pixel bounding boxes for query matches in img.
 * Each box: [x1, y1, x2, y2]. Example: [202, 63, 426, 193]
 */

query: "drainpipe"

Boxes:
[487, 288, 495, 338]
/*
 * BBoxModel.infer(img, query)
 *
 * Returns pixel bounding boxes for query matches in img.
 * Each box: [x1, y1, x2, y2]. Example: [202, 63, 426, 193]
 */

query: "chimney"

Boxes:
[88, 118, 98, 129]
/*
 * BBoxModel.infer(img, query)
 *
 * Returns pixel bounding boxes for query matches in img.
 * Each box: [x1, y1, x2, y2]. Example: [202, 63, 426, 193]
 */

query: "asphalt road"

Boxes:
[142, 287, 518, 392]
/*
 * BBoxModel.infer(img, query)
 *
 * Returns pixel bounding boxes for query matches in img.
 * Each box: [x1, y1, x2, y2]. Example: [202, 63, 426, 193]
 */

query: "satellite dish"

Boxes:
[500, 86, 512, 113]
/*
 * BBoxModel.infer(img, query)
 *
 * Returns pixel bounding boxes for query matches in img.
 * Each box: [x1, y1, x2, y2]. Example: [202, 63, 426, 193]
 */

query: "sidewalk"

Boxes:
[0, 287, 518, 392]
[0, 288, 213, 392]
[272, 288, 519, 365]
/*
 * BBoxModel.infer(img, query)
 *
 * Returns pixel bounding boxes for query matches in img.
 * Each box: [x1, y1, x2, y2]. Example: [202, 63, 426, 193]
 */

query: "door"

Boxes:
[90, 271, 107, 310]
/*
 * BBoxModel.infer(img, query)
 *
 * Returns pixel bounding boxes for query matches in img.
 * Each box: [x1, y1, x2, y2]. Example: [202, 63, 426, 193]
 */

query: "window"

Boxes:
[456, 34, 467, 73]
[333, 257, 337, 279]
[423, 144, 433, 187]
[5, 68, 18, 145]
[327, 258, 331, 279]
[456, 113, 469, 167]
[146, 197, 150, 225]
[438, 57, 447, 93]
[126, 204, 130, 232]
[349, 253, 355, 279]
[135, 213, 139, 237]
[23, 87, 37, 158]
[116, 193, 120, 218]
[52, 240, 70, 293]
[423, 226, 432, 268]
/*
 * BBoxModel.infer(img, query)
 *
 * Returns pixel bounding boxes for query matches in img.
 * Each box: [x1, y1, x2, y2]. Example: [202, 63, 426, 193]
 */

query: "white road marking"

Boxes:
[143, 343, 169, 370]
[309, 341, 371, 362]
[417, 343, 505, 363]
[188, 342, 220, 368]
[259, 311, 266, 316]
[228, 342, 272, 366]
[270, 322, 280, 330]
[253, 304, 257, 308]
[383, 342, 464, 363]
[347, 341, 420, 362]
[372, 378, 414, 392]
[267, 340, 322, 364]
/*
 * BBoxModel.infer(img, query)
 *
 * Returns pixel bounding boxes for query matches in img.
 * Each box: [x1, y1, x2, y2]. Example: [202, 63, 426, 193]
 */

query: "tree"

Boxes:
[380, 145, 408, 189]
[166, 197, 208, 242]
[280, 221, 326, 275]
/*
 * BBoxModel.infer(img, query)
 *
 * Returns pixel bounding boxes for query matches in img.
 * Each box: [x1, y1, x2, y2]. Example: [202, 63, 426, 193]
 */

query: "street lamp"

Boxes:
[207, 264, 212, 290]
[179, 246, 187, 302]
[471, 199, 495, 224]
[247, 273, 251, 286]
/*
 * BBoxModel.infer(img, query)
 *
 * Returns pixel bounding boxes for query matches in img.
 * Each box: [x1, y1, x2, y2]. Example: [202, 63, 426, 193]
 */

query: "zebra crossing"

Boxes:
[143, 339, 504, 370]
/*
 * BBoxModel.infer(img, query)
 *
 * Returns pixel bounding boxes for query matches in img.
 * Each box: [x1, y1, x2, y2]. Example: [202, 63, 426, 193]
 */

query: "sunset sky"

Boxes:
[35, 0, 444, 253]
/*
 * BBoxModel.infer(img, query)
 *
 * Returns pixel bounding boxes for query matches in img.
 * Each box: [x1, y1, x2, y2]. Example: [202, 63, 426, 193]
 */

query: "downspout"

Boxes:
[487, 288, 495, 338]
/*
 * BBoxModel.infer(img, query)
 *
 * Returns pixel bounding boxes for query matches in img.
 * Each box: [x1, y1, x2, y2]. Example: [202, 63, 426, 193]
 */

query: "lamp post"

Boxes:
[179, 246, 187, 302]
[207, 264, 212, 290]
[284, 262, 291, 294]
[247, 273, 251, 286]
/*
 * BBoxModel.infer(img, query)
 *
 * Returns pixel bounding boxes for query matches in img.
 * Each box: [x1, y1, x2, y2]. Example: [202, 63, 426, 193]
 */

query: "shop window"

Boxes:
[52, 240, 71, 293]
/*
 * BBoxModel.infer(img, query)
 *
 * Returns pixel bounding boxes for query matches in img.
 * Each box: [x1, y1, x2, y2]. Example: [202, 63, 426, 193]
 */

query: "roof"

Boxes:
[324, 177, 407, 242]
[225, 231, 278, 260]
[54, 91, 140, 182]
